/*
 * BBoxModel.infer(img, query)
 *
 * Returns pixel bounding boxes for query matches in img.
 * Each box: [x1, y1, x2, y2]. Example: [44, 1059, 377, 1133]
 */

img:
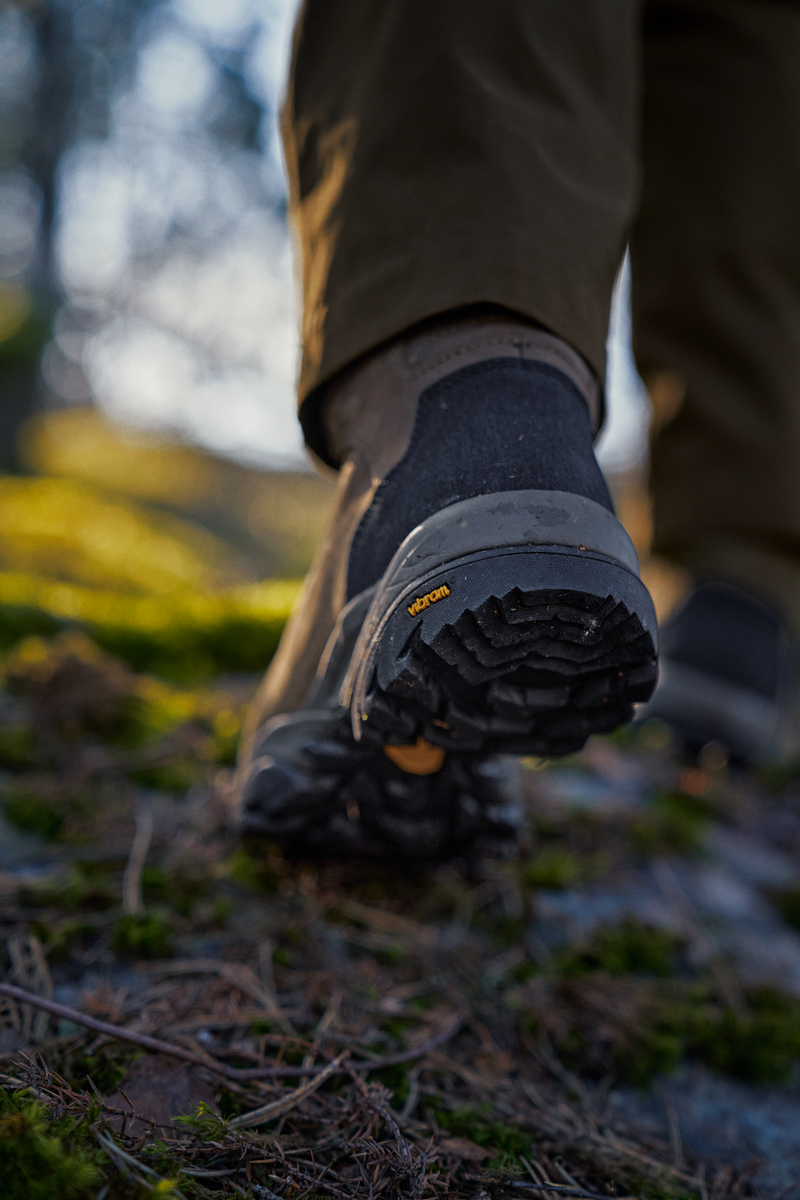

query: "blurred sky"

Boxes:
[1, 0, 649, 474]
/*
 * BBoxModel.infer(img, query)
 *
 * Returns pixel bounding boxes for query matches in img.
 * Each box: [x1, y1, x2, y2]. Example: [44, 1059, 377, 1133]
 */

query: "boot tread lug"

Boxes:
[359, 580, 657, 757]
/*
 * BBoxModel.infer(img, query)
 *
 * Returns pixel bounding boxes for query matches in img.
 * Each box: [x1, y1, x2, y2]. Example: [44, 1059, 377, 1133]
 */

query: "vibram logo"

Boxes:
[407, 583, 451, 617]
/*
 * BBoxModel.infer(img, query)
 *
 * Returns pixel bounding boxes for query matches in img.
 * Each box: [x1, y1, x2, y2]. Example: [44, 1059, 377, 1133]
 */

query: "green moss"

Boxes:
[23, 862, 118, 911]
[5, 634, 142, 744]
[0, 576, 299, 681]
[55, 1044, 145, 1094]
[0, 605, 62, 653]
[127, 758, 201, 793]
[283, 922, 309, 947]
[0, 722, 37, 768]
[622, 1174, 696, 1200]
[0, 306, 52, 365]
[523, 979, 688, 1089]
[519, 917, 800, 1087]
[141, 863, 214, 919]
[249, 1019, 273, 1036]
[629, 792, 708, 855]
[687, 987, 800, 1084]
[523, 844, 606, 890]
[510, 958, 539, 984]
[174, 1102, 229, 1141]
[434, 1103, 531, 1171]
[140, 863, 169, 900]
[0, 636, 243, 816]
[67, 862, 118, 907]
[608, 718, 675, 755]
[625, 1035, 685, 1087]
[627, 986, 800, 1086]
[604, 1016, 685, 1088]
[209, 895, 232, 924]
[2, 789, 69, 840]
[0, 1082, 190, 1199]
[325, 903, 357, 927]
[0, 1089, 104, 1200]
[533, 970, 800, 1088]
[351, 876, 391, 904]
[224, 845, 284, 893]
[31, 917, 101, 964]
[559, 919, 681, 978]
[112, 909, 174, 959]
[50, 586, 292, 680]
[211, 716, 240, 766]
[524, 845, 581, 889]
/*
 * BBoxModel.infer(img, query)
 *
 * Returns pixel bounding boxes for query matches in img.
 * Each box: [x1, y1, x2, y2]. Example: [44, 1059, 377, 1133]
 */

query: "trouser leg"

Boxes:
[239, 4, 669, 842]
[632, 0, 800, 634]
[282, 0, 641, 461]
[243, 2, 649, 751]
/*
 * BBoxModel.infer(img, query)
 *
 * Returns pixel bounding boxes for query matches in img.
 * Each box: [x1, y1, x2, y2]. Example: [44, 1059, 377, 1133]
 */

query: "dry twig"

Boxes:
[0, 982, 462, 1083]
[229, 1050, 350, 1128]
[122, 798, 153, 916]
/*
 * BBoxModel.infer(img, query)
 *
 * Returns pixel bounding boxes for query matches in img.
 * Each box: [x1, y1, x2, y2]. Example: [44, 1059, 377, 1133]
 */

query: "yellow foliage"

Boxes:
[21, 407, 219, 507]
[21, 408, 336, 579]
[0, 571, 301, 677]
[0, 476, 249, 594]
[0, 569, 300, 632]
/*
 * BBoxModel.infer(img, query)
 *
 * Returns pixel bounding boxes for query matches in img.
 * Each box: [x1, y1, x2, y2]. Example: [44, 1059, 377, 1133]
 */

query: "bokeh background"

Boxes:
[0, 0, 671, 679]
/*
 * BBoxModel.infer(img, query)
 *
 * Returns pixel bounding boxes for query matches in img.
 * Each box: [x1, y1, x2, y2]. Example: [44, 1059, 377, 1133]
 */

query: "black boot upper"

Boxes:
[346, 358, 612, 600]
[662, 582, 787, 700]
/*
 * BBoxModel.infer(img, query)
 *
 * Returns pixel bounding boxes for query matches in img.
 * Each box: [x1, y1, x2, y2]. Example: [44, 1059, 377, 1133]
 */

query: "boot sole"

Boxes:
[239, 490, 657, 857]
[344, 491, 658, 757]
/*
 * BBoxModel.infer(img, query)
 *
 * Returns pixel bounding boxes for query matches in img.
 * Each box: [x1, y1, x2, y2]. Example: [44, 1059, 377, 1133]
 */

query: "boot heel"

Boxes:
[345, 492, 658, 757]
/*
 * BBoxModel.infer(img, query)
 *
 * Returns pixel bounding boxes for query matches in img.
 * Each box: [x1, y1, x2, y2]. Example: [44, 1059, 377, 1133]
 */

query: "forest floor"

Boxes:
[2, 421, 800, 1199]
[2, 629, 800, 1200]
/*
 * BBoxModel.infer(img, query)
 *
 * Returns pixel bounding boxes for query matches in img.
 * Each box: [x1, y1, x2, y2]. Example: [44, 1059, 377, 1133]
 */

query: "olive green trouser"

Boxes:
[282, 0, 800, 633]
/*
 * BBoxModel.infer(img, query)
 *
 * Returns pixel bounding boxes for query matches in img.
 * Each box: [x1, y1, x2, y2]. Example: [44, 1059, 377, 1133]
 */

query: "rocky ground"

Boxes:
[2, 630, 800, 1199]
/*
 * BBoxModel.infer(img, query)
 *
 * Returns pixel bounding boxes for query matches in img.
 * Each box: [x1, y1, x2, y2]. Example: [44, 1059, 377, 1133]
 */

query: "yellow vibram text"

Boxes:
[407, 583, 451, 617]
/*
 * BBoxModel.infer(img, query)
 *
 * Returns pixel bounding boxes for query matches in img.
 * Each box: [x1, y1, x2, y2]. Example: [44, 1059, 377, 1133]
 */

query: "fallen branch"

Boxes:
[0, 983, 462, 1083]
[0, 982, 257, 1082]
[347, 1016, 465, 1071]
[229, 1050, 349, 1128]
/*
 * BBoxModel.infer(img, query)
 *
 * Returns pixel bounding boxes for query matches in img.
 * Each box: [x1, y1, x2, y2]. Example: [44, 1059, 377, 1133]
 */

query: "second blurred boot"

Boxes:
[640, 582, 789, 763]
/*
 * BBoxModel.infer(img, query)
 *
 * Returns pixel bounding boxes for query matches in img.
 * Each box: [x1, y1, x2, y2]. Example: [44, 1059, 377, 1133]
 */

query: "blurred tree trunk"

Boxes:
[0, 4, 66, 471]
[0, 0, 146, 471]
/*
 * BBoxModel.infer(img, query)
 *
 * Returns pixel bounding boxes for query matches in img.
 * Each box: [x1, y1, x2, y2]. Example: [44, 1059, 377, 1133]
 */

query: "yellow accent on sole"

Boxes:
[407, 582, 451, 617]
[383, 737, 446, 775]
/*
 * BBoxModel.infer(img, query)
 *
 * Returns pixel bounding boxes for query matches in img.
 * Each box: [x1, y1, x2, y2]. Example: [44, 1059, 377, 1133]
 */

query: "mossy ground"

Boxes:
[0, 1088, 106, 1200]
[0, 540, 798, 1193]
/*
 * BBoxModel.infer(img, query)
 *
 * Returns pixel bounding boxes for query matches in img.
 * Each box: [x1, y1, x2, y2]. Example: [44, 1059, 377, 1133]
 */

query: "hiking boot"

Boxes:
[235, 313, 659, 857]
[638, 581, 789, 763]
